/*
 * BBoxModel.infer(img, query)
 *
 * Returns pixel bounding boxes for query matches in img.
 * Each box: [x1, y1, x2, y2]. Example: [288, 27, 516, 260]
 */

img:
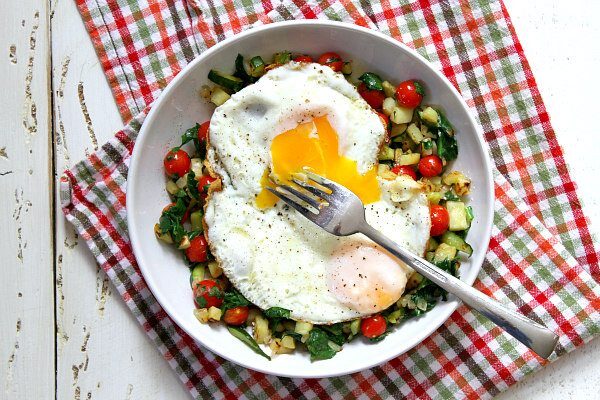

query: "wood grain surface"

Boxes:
[0, 0, 598, 399]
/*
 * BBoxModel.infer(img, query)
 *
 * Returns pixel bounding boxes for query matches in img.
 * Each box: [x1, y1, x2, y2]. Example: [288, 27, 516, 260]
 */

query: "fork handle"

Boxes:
[360, 224, 559, 359]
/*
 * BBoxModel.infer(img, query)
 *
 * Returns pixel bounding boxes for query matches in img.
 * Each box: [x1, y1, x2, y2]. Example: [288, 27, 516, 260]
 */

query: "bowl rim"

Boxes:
[127, 19, 495, 378]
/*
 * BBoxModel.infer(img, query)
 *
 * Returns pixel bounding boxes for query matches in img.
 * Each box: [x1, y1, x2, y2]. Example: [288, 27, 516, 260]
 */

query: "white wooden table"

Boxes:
[1, 1, 598, 398]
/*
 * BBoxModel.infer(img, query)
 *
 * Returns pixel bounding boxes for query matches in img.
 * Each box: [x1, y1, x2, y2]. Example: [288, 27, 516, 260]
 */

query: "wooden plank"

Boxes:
[0, 1, 55, 399]
[50, 0, 189, 398]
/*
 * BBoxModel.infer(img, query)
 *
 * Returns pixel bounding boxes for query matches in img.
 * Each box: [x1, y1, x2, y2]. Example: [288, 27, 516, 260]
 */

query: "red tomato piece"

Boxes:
[164, 148, 191, 178]
[361, 315, 387, 339]
[391, 165, 417, 180]
[186, 235, 209, 263]
[376, 111, 390, 130]
[192, 279, 223, 309]
[317, 52, 343, 72]
[293, 55, 313, 63]
[197, 175, 217, 196]
[418, 155, 443, 177]
[430, 204, 450, 236]
[198, 121, 210, 141]
[358, 83, 385, 109]
[395, 80, 424, 108]
[223, 306, 249, 326]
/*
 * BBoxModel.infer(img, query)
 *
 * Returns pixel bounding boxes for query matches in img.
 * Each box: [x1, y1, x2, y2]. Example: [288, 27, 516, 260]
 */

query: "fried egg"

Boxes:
[205, 63, 430, 324]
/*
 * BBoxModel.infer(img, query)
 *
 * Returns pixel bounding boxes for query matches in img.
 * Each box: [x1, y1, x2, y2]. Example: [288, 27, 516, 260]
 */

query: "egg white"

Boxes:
[205, 63, 431, 324]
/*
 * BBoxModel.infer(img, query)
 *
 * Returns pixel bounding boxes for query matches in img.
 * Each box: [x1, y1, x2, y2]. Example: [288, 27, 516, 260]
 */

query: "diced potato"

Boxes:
[433, 243, 457, 263]
[269, 338, 294, 354]
[420, 106, 439, 126]
[210, 87, 230, 106]
[406, 272, 424, 290]
[442, 171, 471, 196]
[382, 97, 396, 116]
[190, 158, 203, 177]
[281, 335, 296, 349]
[294, 321, 313, 335]
[208, 261, 223, 278]
[378, 164, 397, 181]
[254, 315, 271, 344]
[178, 236, 191, 250]
[427, 192, 443, 204]
[382, 80, 396, 98]
[395, 152, 420, 166]
[446, 201, 469, 231]
[378, 146, 395, 161]
[390, 105, 414, 124]
[194, 308, 209, 323]
[154, 224, 173, 244]
[199, 85, 212, 100]
[176, 174, 188, 189]
[208, 306, 222, 321]
[390, 123, 407, 137]
[300, 334, 309, 343]
[406, 123, 424, 144]
[166, 180, 180, 195]
[246, 308, 260, 324]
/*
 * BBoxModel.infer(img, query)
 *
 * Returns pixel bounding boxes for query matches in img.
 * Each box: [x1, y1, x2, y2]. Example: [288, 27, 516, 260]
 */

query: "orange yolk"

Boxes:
[256, 116, 380, 209]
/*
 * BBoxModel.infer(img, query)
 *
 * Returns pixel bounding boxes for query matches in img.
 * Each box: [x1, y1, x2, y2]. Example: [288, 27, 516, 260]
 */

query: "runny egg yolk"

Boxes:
[256, 116, 380, 208]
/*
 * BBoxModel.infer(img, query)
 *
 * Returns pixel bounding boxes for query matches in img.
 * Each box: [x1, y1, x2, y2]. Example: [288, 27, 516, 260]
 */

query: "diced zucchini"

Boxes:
[190, 158, 203, 177]
[190, 210, 203, 231]
[208, 306, 222, 321]
[419, 106, 439, 126]
[386, 308, 405, 324]
[390, 105, 414, 124]
[176, 174, 188, 189]
[382, 97, 396, 116]
[249, 56, 265, 77]
[433, 243, 457, 263]
[378, 145, 395, 161]
[446, 201, 469, 231]
[349, 319, 360, 336]
[390, 123, 407, 137]
[426, 191, 443, 204]
[426, 237, 439, 252]
[405, 272, 424, 290]
[395, 152, 420, 166]
[294, 321, 313, 335]
[382, 80, 396, 98]
[208, 261, 222, 278]
[208, 69, 245, 92]
[425, 251, 435, 262]
[341, 61, 352, 75]
[190, 264, 205, 285]
[210, 87, 230, 106]
[166, 180, 180, 195]
[273, 51, 292, 64]
[406, 123, 424, 144]
[154, 224, 173, 244]
[441, 231, 473, 256]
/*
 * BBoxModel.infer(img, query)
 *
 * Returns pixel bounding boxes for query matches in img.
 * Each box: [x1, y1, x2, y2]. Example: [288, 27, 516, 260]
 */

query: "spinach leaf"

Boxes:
[413, 81, 425, 96]
[358, 72, 383, 91]
[437, 129, 458, 161]
[320, 323, 346, 346]
[264, 307, 291, 320]
[181, 123, 202, 155]
[222, 289, 250, 312]
[306, 328, 338, 361]
[228, 326, 271, 360]
[158, 198, 187, 243]
[187, 170, 200, 201]
[438, 111, 453, 135]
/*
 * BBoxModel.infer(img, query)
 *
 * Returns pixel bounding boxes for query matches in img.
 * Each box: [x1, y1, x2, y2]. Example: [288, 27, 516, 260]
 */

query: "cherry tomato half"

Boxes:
[293, 55, 313, 63]
[198, 174, 218, 196]
[186, 235, 209, 263]
[223, 306, 249, 326]
[164, 148, 191, 178]
[391, 165, 417, 180]
[361, 315, 387, 339]
[418, 155, 443, 177]
[318, 52, 343, 72]
[192, 279, 223, 309]
[198, 121, 210, 141]
[395, 80, 424, 108]
[430, 204, 450, 236]
[358, 83, 385, 109]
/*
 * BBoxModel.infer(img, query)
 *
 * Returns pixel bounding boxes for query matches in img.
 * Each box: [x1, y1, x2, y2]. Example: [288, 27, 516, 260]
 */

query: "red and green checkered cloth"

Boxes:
[61, 0, 600, 398]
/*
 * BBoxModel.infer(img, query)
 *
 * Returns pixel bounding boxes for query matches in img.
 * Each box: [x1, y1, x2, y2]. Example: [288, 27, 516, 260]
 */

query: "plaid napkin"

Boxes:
[61, 1, 600, 398]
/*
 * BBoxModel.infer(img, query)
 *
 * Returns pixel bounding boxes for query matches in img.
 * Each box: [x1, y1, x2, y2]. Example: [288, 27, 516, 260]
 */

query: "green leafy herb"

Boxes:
[368, 332, 389, 343]
[264, 307, 291, 320]
[443, 190, 460, 202]
[438, 111, 453, 135]
[222, 289, 250, 312]
[181, 123, 202, 155]
[358, 72, 383, 91]
[320, 323, 346, 346]
[158, 198, 187, 243]
[195, 296, 207, 308]
[208, 285, 224, 299]
[187, 170, 200, 201]
[306, 328, 338, 361]
[413, 81, 425, 96]
[227, 326, 271, 360]
[437, 129, 458, 161]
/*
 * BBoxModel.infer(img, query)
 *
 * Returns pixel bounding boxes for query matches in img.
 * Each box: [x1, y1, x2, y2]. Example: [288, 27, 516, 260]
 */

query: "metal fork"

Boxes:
[267, 170, 559, 358]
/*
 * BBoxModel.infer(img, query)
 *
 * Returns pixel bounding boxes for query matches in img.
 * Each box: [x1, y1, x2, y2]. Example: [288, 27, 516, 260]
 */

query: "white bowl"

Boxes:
[128, 20, 494, 378]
